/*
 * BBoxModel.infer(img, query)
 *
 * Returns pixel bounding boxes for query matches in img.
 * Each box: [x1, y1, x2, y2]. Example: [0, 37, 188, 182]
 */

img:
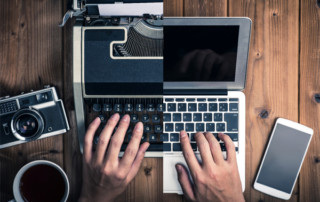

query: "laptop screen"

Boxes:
[164, 25, 239, 82]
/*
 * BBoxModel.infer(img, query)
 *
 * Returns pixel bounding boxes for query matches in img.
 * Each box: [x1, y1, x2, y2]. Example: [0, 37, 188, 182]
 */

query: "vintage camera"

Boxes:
[0, 86, 69, 149]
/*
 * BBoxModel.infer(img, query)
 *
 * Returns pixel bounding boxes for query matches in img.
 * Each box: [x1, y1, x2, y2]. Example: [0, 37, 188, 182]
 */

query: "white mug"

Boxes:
[11, 160, 69, 202]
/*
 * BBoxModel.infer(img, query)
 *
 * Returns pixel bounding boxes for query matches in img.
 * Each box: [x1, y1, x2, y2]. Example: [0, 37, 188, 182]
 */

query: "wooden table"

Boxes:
[0, 0, 319, 201]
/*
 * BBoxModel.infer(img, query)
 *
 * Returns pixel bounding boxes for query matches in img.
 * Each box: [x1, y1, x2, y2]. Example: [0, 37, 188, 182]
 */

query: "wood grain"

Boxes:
[229, 0, 299, 201]
[164, 0, 184, 16]
[299, 0, 320, 201]
[184, 0, 227, 16]
[0, 0, 64, 201]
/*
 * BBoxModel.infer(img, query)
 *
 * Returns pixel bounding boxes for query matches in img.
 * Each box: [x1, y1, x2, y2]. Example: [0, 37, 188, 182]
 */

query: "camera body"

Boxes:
[0, 86, 69, 149]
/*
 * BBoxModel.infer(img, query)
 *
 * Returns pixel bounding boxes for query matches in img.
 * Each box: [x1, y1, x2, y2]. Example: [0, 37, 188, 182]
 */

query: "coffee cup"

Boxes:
[12, 160, 69, 202]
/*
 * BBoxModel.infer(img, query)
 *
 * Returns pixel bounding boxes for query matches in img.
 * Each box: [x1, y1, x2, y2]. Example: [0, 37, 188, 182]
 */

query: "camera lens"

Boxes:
[11, 109, 44, 141]
[16, 114, 39, 137]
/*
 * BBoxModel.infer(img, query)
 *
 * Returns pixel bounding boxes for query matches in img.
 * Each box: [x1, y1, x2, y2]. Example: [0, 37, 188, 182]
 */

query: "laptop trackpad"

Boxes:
[163, 154, 201, 194]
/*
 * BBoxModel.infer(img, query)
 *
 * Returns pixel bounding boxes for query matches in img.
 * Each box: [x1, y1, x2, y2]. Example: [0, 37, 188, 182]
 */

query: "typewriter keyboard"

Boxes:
[85, 98, 163, 152]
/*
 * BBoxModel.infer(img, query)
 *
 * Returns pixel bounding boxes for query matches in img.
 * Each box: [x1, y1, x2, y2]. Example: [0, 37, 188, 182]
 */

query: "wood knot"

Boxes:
[20, 23, 25, 27]
[144, 167, 152, 176]
[315, 157, 320, 163]
[259, 110, 269, 119]
[11, 31, 16, 36]
[314, 94, 320, 103]
[49, 149, 59, 154]
[256, 51, 262, 58]
[272, 11, 278, 16]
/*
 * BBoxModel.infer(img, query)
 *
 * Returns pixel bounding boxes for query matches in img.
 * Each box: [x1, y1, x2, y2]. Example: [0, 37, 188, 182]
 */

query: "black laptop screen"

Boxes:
[164, 26, 239, 82]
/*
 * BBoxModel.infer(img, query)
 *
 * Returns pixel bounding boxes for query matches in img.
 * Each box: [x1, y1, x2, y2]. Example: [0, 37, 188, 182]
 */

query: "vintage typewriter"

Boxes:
[64, 0, 163, 157]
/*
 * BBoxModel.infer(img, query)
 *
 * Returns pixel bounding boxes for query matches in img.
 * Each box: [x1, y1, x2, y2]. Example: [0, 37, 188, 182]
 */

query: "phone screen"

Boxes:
[256, 123, 311, 193]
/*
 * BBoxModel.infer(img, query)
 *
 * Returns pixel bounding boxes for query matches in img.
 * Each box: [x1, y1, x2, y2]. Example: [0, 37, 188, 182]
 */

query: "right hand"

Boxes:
[176, 131, 244, 202]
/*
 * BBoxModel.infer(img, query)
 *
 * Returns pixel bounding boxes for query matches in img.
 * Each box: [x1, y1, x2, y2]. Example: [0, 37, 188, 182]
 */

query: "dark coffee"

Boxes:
[19, 164, 66, 202]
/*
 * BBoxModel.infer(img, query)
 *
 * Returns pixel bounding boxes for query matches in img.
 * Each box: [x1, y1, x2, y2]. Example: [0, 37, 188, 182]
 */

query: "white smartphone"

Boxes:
[253, 118, 313, 200]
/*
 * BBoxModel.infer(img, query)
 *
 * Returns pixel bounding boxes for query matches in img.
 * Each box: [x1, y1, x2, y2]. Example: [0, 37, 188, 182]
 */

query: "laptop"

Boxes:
[163, 17, 251, 193]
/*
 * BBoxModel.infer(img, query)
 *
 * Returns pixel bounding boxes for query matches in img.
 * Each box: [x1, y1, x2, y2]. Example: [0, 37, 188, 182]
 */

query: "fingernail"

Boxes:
[93, 117, 100, 124]
[135, 122, 143, 132]
[111, 113, 119, 120]
[122, 114, 129, 122]
[180, 131, 187, 138]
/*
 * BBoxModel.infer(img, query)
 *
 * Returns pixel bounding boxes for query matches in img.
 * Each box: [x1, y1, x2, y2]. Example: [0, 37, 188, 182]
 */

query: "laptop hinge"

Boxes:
[164, 89, 228, 96]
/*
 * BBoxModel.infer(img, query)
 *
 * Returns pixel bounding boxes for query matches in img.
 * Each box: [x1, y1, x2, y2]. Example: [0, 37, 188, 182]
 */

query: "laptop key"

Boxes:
[163, 113, 171, 122]
[209, 103, 217, 111]
[146, 144, 164, 151]
[175, 123, 184, 132]
[167, 103, 176, 112]
[219, 103, 228, 111]
[188, 103, 197, 111]
[193, 113, 202, 122]
[165, 98, 174, 102]
[229, 103, 238, 111]
[208, 98, 217, 102]
[160, 133, 169, 141]
[163, 143, 171, 151]
[229, 98, 239, 102]
[198, 103, 207, 111]
[186, 98, 195, 102]
[173, 143, 182, 151]
[214, 113, 223, 121]
[203, 113, 212, 121]
[185, 123, 194, 132]
[190, 133, 196, 141]
[183, 113, 192, 121]
[176, 98, 184, 102]
[226, 133, 238, 141]
[224, 113, 238, 132]
[206, 123, 215, 132]
[178, 103, 187, 111]
[173, 113, 182, 121]
[218, 98, 227, 102]
[197, 98, 206, 102]
[165, 123, 174, 132]
[170, 133, 179, 141]
[216, 123, 225, 132]
[191, 143, 197, 151]
[196, 123, 205, 131]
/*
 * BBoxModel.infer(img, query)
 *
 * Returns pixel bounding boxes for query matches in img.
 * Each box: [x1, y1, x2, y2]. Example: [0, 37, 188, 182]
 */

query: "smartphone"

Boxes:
[253, 118, 313, 200]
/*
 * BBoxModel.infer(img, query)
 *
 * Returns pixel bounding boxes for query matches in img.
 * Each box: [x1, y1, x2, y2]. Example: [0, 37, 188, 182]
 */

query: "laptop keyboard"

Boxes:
[163, 96, 239, 152]
[85, 98, 163, 152]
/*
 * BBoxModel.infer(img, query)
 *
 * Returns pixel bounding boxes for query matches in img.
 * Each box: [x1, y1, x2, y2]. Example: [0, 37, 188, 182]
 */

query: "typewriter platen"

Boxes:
[71, 0, 163, 157]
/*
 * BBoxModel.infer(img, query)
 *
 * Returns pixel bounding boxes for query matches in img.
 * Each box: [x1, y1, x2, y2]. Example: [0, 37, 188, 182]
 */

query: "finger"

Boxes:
[105, 114, 131, 163]
[218, 133, 237, 163]
[180, 131, 202, 177]
[176, 164, 196, 201]
[204, 132, 224, 165]
[125, 142, 149, 183]
[84, 117, 101, 163]
[119, 122, 143, 174]
[195, 132, 214, 166]
[95, 113, 120, 164]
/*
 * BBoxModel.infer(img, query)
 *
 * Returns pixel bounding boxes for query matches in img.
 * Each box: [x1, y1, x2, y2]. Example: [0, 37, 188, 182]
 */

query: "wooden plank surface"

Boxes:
[0, 0, 319, 201]
[299, 0, 320, 202]
[0, 0, 64, 201]
[229, 0, 300, 201]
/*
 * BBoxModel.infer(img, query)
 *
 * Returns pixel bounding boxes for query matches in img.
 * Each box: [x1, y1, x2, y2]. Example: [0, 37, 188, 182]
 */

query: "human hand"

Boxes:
[176, 131, 244, 202]
[79, 114, 149, 202]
